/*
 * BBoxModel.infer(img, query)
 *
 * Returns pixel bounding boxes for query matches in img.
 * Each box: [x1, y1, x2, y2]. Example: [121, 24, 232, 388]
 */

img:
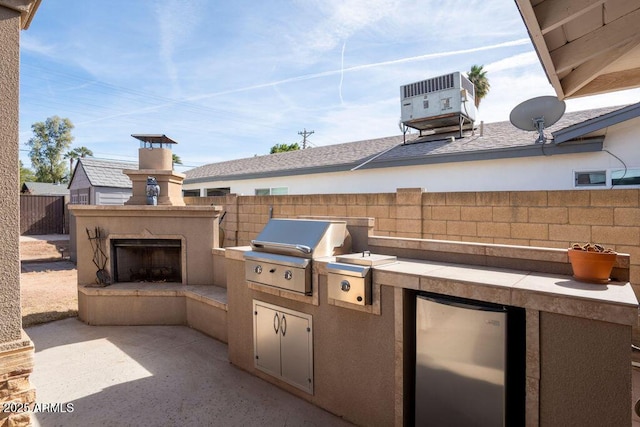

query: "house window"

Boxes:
[206, 187, 230, 197]
[255, 187, 288, 196]
[574, 171, 606, 187]
[71, 194, 78, 204]
[79, 194, 89, 205]
[612, 168, 640, 187]
[182, 189, 200, 197]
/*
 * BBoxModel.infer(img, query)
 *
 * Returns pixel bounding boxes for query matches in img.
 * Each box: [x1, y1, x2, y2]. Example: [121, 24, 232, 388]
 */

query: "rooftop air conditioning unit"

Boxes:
[400, 71, 476, 133]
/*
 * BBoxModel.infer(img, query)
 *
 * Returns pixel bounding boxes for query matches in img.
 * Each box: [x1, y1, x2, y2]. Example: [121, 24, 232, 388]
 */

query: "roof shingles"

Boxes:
[184, 104, 637, 184]
[78, 158, 137, 188]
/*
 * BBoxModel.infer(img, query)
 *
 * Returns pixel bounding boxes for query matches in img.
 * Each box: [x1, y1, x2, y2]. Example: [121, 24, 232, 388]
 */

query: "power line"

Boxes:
[298, 128, 314, 149]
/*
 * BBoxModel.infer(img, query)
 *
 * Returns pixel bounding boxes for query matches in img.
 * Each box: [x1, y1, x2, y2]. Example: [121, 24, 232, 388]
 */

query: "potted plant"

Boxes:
[568, 243, 617, 284]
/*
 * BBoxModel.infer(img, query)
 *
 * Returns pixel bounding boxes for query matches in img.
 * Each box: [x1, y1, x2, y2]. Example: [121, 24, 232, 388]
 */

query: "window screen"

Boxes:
[574, 171, 606, 187]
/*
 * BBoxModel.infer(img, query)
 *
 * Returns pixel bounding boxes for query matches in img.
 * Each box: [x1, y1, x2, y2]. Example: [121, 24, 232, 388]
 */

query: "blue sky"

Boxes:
[19, 0, 640, 172]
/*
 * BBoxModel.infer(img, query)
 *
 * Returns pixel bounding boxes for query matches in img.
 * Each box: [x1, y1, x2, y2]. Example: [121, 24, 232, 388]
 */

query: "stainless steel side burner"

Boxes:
[244, 219, 350, 295]
[327, 252, 397, 306]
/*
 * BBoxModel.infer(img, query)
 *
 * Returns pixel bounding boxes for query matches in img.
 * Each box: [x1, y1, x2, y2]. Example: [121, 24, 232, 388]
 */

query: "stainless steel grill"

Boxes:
[244, 219, 350, 295]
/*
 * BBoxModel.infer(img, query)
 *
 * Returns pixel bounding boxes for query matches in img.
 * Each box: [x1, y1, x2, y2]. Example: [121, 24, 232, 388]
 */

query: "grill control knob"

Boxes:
[254, 265, 262, 274]
[340, 280, 350, 292]
[284, 270, 293, 280]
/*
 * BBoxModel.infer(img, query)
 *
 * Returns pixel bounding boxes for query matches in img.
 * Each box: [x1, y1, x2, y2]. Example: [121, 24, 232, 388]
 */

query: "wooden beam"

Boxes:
[572, 67, 640, 98]
[514, 0, 565, 98]
[551, 7, 640, 74]
[561, 38, 640, 97]
[535, 0, 604, 35]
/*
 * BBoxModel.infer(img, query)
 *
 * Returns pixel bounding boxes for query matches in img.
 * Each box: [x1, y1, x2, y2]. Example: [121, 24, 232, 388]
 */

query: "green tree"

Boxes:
[27, 116, 74, 183]
[270, 143, 300, 154]
[172, 154, 182, 165]
[64, 146, 94, 177]
[467, 65, 490, 109]
[19, 161, 36, 186]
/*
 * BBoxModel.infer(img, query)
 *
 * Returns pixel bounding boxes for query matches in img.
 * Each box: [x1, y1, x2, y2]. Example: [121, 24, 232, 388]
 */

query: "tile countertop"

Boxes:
[226, 247, 638, 326]
[369, 259, 639, 326]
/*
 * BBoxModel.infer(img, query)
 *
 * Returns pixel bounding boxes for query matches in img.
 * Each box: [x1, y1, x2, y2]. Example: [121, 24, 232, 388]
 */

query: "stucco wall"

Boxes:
[226, 258, 396, 426]
[71, 206, 220, 286]
[0, 5, 38, 427]
[539, 312, 631, 426]
[0, 5, 22, 342]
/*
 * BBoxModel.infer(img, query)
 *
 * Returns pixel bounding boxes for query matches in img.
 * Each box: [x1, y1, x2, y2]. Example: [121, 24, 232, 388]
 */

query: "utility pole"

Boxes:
[298, 128, 314, 149]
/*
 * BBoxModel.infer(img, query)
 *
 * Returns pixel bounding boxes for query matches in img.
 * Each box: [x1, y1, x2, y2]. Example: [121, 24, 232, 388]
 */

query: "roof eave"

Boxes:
[553, 103, 640, 144]
[358, 138, 605, 170]
[514, 0, 564, 98]
[0, 0, 41, 29]
[184, 162, 362, 185]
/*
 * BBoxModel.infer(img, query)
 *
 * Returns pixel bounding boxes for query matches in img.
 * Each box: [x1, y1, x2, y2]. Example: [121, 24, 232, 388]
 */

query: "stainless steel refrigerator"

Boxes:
[415, 293, 514, 426]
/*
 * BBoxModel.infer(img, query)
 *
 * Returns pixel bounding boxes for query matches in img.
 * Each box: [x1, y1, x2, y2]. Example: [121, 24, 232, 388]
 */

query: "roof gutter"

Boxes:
[553, 103, 640, 144]
[357, 137, 604, 170]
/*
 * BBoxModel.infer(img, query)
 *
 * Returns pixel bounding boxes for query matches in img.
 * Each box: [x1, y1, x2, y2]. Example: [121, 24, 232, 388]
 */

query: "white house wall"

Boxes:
[95, 187, 132, 205]
[68, 164, 91, 190]
[183, 118, 639, 195]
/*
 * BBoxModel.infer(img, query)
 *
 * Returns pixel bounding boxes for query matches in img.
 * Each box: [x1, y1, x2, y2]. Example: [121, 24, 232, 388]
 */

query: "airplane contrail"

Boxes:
[187, 37, 531, 101]
[77, 37, 532, 125]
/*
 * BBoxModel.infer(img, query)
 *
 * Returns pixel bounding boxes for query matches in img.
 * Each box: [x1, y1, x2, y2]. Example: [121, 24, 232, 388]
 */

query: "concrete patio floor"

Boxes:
[26, 318, 352, 427]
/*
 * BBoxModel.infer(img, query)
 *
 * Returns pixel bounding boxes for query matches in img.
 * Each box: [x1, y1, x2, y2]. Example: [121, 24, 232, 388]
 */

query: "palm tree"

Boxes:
[64, 146, 94, 178]
[172, 154, 182, 166]
[467, 65, 490, 109]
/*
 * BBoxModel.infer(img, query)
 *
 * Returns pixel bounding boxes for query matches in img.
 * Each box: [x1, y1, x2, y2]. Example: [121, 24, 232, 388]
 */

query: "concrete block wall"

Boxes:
[185, 188, 640, 294]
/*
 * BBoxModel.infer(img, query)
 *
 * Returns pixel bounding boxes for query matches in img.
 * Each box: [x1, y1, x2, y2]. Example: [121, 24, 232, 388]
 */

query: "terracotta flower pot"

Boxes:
[568, 248, 617, 284]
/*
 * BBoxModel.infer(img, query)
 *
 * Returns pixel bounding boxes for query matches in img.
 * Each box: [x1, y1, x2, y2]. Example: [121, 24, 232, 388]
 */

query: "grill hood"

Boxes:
[250, 218, 350, 258]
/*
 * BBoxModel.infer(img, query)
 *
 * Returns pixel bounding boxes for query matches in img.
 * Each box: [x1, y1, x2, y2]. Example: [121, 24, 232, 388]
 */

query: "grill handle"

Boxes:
[251, 240, 312, 255]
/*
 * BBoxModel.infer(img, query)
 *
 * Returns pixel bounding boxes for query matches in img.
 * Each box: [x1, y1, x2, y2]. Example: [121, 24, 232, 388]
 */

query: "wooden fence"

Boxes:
[20, 195, 66, 235]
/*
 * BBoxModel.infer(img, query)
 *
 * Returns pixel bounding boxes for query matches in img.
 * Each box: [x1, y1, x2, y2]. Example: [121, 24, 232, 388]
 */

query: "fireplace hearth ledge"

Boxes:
[78, 283, 228, 342]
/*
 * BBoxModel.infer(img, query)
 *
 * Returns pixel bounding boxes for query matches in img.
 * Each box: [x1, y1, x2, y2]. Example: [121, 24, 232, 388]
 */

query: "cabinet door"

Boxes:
[279, 312, 313, 393]
[253, 300, 314, 394]
[254, 303, 282, 378]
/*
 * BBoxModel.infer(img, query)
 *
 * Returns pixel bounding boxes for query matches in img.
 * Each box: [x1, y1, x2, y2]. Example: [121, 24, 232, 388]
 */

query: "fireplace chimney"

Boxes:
[124, 134, 186, 206]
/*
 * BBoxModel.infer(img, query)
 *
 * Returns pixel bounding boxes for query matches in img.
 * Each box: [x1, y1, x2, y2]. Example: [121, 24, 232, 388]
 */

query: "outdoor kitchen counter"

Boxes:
[226, 246, 638, 325]
[226, 244, 637, 426]
[367, 258, 638, 326]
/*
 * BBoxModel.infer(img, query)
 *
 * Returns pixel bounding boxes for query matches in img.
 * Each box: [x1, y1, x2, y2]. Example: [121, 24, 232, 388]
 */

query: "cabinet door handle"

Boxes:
[281, 314, 287, 337]
[273, 313, 280, 334]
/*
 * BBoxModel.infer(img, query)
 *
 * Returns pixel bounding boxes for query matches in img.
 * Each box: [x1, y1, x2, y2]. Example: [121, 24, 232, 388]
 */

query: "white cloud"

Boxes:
[302, 0, 401, 52]
[485, 52, 539, 73]
[154, 0, 205, 95]
[20, 33, 56, 56]
[565, 88, 640, 112]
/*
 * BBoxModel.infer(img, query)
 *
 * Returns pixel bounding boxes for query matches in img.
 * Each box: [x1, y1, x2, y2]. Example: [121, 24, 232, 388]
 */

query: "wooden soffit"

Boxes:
[515, 0, 640, 99]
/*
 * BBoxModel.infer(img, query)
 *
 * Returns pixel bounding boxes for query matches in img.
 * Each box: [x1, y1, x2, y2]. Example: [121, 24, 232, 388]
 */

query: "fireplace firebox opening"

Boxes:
[111, 239, 182, 283]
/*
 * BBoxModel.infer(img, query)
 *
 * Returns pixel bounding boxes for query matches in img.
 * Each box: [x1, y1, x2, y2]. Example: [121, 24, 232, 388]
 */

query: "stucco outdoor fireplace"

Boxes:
[70, 134, 221, 287]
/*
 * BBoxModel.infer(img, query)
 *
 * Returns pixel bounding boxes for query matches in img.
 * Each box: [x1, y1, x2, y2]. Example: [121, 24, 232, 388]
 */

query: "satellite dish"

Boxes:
[509, 96, 566, 143]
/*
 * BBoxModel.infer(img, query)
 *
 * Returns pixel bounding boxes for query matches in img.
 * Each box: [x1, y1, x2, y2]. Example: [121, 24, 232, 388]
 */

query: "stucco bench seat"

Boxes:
[78, 283, 228, 343]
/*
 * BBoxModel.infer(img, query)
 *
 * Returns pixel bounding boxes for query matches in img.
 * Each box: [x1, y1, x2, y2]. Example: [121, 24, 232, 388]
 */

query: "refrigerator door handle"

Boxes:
[419, 295, 506, 312]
